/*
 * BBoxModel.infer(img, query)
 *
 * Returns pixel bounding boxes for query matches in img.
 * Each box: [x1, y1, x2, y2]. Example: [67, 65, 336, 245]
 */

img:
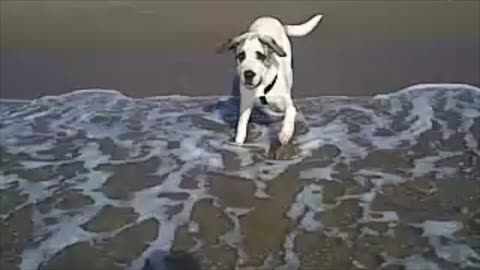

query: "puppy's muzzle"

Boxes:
[243, 70, 256, 86]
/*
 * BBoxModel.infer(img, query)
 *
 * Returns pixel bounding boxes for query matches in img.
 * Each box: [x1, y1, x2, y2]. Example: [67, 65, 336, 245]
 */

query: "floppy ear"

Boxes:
[216, 38, 235, 54]
[215, 34, 245, 54]
[258, 36, 287, 57]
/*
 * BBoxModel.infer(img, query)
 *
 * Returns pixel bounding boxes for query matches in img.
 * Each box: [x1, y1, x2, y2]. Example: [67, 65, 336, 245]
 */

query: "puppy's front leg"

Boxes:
[235, 96, 254, 144]
[279, 99, 297, 145]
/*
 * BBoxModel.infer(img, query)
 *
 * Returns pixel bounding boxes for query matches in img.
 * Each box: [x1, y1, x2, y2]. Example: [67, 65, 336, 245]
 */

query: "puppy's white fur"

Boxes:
[218, 14, 323, 145]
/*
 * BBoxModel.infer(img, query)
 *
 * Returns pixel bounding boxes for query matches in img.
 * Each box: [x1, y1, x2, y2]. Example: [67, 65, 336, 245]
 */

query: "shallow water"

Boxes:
[1, 84, 479, 270]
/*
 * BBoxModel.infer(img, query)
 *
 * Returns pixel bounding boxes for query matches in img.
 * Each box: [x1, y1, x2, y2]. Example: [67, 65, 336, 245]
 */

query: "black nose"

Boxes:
[244, 70, 255, 80]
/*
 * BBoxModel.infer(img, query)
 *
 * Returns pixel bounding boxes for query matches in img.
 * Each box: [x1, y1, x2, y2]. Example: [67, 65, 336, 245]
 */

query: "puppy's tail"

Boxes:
[284, 14, 323, 37]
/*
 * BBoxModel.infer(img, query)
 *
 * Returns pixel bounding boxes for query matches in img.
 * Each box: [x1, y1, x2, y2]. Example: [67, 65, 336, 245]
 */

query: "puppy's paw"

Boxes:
[234, 134, 246, 145]
[278, 124, 294, 145]
[227, 141, 243, 148]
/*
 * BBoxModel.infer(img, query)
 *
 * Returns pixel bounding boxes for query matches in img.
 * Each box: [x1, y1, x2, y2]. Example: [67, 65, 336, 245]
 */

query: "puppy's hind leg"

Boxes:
[278, 98, 297, 145]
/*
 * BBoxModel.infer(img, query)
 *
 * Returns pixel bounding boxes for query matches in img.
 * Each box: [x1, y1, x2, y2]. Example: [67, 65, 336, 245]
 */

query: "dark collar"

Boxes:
[259, 74, 278, 105]
[264, 74, 278, 95]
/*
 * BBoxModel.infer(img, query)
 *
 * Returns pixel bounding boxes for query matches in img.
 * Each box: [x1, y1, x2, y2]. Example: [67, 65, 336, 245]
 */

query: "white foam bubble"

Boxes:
[276, 230, 300, 270]
[433, 240, 480, 267]
[411, 220, 463, 239]
[382, 254, 441, 270]
[300, 167, 335, 181]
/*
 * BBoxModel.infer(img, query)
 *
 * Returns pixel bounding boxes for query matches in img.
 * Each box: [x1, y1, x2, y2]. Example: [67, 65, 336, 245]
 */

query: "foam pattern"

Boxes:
[1, 84, 479, 270]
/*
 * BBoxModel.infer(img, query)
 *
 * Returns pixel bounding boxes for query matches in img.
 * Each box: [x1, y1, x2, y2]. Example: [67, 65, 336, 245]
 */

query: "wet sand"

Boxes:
[1, 2, 480, 270]
[1, 85, 480, 270]
[1, 1, 479, 99]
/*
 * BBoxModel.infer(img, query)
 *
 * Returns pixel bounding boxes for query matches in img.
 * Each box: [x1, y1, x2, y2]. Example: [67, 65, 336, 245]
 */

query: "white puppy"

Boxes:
[217, 14, 323, 145]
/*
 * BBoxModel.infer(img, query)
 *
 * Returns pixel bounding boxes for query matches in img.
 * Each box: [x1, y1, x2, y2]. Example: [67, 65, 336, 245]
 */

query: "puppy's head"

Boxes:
[217, 33, 286, 89]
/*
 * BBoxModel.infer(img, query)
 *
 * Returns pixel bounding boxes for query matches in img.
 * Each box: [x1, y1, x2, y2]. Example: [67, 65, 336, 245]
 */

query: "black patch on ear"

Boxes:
[228, 41, 239, 51]
[216, 36, 242, 54]
[216, 39, 232, 54]
[259, 36, 287, 57]
[261, 44, 275, 67]
[256, 51, 267, 61]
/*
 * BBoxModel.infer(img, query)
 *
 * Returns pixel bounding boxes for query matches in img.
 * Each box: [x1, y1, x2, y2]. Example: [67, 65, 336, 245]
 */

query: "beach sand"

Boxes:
[1, 0, 479, 99]
[1, 2, 480, 270]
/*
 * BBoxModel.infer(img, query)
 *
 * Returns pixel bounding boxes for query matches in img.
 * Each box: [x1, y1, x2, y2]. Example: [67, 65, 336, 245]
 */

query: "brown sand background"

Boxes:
[1, 0, 479, 99]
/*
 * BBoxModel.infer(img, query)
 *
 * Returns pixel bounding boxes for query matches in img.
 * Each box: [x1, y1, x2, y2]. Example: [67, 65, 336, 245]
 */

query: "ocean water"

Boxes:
[1, 84, 479, 270]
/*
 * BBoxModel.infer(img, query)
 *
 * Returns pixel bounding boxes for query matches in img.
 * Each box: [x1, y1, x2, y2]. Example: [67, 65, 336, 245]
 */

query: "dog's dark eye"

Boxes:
[236, 51, 246, 62]
[256, 52, 267, 61]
